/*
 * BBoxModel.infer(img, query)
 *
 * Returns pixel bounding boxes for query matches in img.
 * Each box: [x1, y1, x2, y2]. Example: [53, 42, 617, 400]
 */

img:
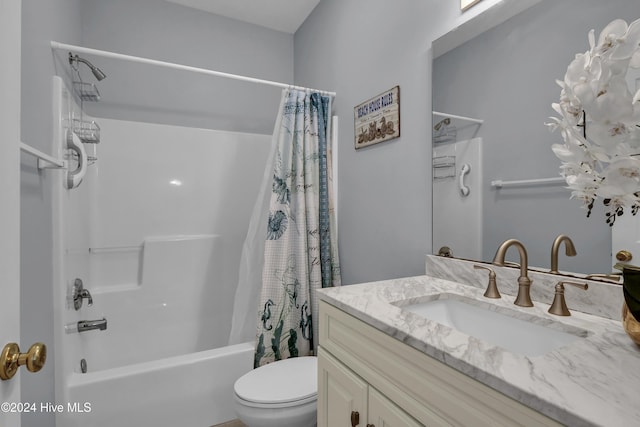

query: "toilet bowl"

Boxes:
[233, 356, 317, 427]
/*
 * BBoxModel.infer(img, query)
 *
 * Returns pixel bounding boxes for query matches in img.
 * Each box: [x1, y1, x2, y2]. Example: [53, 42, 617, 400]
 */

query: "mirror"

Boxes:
[432, 0, 640, 274]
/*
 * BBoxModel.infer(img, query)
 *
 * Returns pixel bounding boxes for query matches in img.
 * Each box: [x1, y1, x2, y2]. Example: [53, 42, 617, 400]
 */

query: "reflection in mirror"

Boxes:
[432, 0, 640, 274]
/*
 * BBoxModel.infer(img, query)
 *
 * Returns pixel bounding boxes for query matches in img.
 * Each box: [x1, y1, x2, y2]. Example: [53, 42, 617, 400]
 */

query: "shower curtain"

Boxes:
[229, 88, 340, 367]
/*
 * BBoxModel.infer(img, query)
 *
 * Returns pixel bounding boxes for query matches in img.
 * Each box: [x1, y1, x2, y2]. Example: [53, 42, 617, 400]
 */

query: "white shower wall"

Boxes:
[69, 118, 271, 290]
[53, 76, 273, 426]
[62, 112, 271, 374]
[66, 118, 271, 291]
[432, 137, 483, 261]
[89, 119, 270, 248]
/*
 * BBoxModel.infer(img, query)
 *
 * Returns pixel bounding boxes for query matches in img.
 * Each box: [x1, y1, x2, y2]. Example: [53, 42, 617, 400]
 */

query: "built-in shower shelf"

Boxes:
[88, 245, 142, 254]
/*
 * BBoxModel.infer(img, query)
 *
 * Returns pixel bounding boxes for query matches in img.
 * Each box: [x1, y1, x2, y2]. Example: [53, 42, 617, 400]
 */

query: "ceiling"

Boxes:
[164, 0, 321, 33]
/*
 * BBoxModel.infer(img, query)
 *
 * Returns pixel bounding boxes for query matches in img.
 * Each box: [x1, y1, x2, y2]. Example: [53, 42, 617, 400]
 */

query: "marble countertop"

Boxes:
[317, 275, 640, 427]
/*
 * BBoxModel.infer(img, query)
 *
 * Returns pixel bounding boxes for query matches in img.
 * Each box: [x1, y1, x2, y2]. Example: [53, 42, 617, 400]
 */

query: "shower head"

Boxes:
[69, 53, 107, 81]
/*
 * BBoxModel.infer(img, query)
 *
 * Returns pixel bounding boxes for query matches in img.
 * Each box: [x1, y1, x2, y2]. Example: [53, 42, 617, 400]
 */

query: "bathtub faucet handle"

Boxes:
[80, 289, 93, 306]
[72, 278, 93, 310]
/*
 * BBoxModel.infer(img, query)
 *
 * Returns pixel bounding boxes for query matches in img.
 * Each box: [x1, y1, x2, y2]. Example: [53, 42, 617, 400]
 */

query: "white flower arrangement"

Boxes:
[549, 18, 640, 225]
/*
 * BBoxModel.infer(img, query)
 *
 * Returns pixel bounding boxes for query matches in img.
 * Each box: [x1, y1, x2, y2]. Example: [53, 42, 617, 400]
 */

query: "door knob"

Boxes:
[616, 250, 633, 262]
[0, 342, 46, 380]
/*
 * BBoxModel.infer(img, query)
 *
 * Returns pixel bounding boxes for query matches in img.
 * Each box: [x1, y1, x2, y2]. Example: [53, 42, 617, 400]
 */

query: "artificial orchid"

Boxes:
[549, 18, 640, 225]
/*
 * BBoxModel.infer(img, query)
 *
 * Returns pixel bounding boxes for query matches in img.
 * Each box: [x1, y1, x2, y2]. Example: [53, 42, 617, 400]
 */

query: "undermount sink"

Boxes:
[397, 294, 588, 357]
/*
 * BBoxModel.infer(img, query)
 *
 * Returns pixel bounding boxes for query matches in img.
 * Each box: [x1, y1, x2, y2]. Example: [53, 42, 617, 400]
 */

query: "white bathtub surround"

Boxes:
[73, 235, 236, 371]
[425, 255, 623, 320]
[317, 275, 640, 426]
[432, 137, 483, 260]
[54, 78, 269, 426]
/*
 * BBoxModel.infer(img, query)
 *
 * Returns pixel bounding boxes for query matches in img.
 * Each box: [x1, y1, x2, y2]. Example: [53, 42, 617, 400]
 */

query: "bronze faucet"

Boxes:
[550, 234, 577, 274]
[548, 281, 588, 316]
[492, 239, 533, 307]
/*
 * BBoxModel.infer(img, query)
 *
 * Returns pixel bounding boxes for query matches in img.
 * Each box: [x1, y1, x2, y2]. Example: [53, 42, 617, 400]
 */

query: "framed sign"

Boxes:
[354, 86, 400, 149]
[461, 0, 482, 11]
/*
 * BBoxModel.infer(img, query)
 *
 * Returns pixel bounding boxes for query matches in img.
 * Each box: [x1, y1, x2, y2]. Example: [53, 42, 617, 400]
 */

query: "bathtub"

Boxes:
[57, 234, 256, 426]
[59, 342, 253, 427]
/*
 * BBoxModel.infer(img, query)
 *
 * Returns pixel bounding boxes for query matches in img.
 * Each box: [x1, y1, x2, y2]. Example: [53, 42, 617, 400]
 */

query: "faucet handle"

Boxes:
[585, 273, 621, 284]
[474, 264, 501, 299]
[72, 278, 93, 310]
[548, 281, 588, 316]
[79, 289, 93, 306]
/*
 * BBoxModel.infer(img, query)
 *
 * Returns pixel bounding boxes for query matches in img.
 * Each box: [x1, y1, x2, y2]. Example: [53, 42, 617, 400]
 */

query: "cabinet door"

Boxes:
[318, 347, 368, 427]
[367, 387, 423, 427]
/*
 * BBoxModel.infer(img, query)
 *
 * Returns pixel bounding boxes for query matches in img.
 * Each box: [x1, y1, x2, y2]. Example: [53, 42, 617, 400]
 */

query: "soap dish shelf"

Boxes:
[433, 155, 456, 180]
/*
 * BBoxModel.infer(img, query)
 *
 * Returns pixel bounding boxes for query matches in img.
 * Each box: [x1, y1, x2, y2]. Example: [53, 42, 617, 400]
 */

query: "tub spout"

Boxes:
[78, 318, 107, 333]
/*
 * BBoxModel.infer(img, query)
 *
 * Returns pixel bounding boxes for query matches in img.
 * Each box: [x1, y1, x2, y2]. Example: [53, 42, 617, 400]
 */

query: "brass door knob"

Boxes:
[616, 250, 633, 262]
[0, 342, 47, 380]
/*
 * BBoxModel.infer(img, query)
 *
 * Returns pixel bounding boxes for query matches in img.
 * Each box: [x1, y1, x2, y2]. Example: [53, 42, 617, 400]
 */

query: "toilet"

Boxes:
[233, 356, 317, 427]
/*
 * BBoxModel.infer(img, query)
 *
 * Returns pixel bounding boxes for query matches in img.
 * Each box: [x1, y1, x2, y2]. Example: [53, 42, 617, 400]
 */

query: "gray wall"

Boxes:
[294, 0, 470, 284]
[21, 1, 82, 426]
[78, 0, 294, 134]
[433, 0, 640, 273]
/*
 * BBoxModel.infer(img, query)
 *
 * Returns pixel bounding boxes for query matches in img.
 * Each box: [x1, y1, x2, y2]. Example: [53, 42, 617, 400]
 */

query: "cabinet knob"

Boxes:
[350, 410, 360, 426]
[617, 250, 633, 262]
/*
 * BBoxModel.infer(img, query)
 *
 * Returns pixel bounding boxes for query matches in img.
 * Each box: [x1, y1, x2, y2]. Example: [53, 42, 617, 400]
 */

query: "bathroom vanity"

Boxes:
[317, 260, 640, 427]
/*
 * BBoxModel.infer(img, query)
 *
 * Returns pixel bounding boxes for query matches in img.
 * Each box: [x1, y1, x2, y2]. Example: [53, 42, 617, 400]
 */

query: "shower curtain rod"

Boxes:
[50, 41, 337, 97]
[20, 142, 65, 169]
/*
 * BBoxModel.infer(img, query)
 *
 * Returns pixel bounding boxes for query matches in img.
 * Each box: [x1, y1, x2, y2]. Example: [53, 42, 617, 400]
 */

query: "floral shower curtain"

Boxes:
[253, 88, 341, 367]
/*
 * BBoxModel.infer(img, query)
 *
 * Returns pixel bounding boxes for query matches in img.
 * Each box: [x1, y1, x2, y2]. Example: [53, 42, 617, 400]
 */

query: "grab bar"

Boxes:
[459, 163, 471, 196]
[66, 130, 87, 189]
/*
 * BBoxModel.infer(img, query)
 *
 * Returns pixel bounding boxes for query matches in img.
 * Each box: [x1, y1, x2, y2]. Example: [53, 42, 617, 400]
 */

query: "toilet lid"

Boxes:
[234, 356, 317, 404]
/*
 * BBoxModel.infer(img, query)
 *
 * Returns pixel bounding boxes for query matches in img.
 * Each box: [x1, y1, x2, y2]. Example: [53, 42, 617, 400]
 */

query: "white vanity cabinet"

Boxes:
[318, 347, 422, 427]
[317, 301, 563, 427]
